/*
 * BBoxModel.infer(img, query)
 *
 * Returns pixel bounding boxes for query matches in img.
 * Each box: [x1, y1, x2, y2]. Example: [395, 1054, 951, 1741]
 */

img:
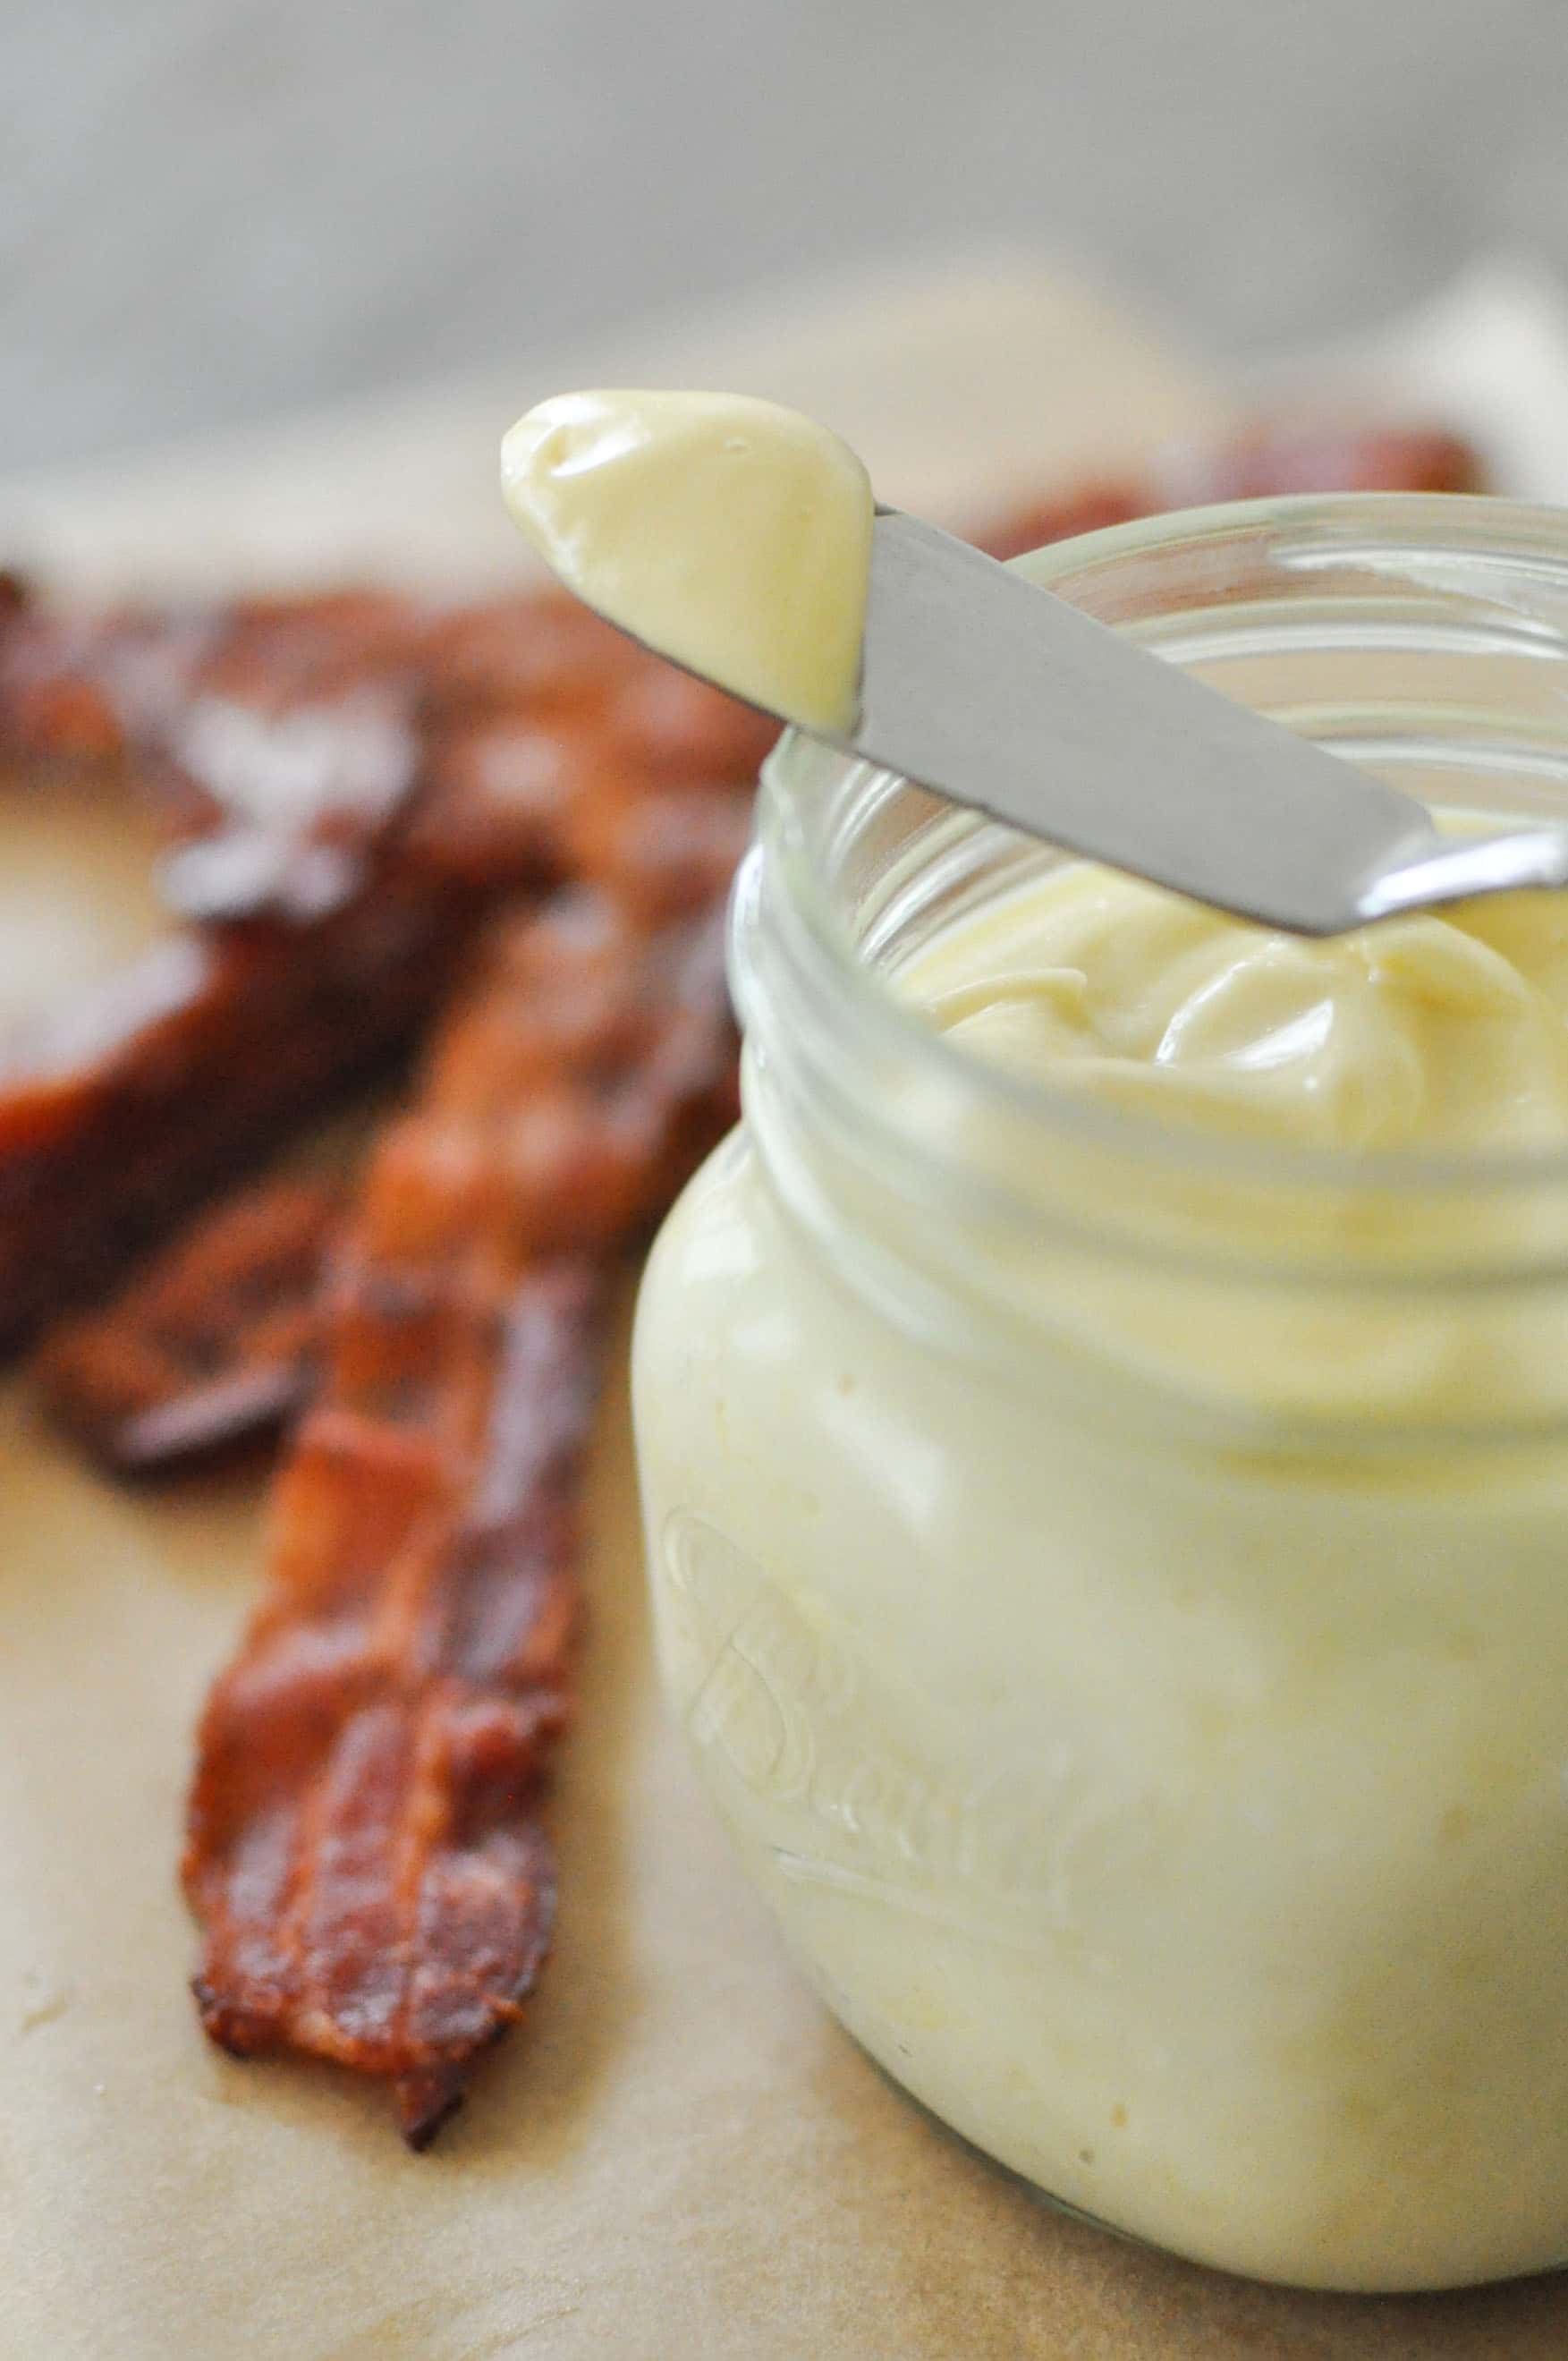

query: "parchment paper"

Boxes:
[4, 252, 1568, 2360]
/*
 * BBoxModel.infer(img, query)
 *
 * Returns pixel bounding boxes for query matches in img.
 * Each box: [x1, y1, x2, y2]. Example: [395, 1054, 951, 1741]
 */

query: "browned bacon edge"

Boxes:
[35, 1175, 340, 1470]
[183, 891, 738, 2144]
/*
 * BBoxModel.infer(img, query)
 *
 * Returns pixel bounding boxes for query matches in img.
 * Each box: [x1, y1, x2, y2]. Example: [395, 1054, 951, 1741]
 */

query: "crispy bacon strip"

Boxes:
[0, 589, 456, 1346]
[190, 1253, 605, 2146]
[183, 887, 738, 2144]
[35, 1176, 339, 1469]
[0, 585, 769, 1348]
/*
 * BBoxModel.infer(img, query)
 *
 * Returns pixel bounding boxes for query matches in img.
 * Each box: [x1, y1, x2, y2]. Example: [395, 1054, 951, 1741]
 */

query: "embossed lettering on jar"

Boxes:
[633, 497, 1568, 2293]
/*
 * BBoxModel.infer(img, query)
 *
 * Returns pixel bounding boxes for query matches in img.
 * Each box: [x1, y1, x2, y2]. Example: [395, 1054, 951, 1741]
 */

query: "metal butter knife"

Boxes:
[548, 494, 1568, 938]
[856, 512, 1568, 936]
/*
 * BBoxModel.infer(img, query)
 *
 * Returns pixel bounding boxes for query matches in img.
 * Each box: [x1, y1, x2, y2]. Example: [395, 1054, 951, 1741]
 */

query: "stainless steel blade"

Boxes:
[855, 512, 1445, 937]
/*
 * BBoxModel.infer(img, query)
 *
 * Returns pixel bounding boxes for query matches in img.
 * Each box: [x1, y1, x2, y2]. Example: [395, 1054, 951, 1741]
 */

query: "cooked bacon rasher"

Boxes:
[182, 887, 738, 2144]
[0, 582, 769, 1350]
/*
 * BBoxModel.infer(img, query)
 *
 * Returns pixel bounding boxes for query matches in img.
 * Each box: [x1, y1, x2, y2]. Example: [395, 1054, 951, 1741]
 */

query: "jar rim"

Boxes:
[762, 489, 1568, 1204]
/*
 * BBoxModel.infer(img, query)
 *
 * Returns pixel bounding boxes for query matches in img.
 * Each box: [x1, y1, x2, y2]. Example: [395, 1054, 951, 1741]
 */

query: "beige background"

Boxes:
[4, 265, 1568, 2358]
[8, 1321, 1568, 2359]
[7, 0, 1568, 476]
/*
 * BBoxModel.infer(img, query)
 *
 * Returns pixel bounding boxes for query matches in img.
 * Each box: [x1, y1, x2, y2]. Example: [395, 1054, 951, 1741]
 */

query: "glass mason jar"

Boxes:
[632, 496, 1568, 2294]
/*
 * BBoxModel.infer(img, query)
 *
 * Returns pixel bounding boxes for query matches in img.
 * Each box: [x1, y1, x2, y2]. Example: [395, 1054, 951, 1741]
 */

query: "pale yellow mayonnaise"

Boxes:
[635, 851, 1568, 2291]
[501, 389, 874, 735]
[593, 392, 1568, 2288]
[909, 854, 1568, 1156]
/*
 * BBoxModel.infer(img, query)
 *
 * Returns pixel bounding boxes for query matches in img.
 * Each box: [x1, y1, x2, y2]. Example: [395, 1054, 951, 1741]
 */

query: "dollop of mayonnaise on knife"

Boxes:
[501, 390, 874, 737]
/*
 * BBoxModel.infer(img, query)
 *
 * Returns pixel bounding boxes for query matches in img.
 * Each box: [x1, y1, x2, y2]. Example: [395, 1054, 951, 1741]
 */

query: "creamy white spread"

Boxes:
[591, 387, 1568, 2289]
[907, 854, 1568, 1155]
[501, 389, 874, 735]
[634, 849, 1568, 2292]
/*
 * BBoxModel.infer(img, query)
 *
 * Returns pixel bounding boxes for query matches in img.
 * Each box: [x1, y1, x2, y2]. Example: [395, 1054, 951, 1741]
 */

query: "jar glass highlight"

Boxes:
[631, 496, 1568, 2294]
